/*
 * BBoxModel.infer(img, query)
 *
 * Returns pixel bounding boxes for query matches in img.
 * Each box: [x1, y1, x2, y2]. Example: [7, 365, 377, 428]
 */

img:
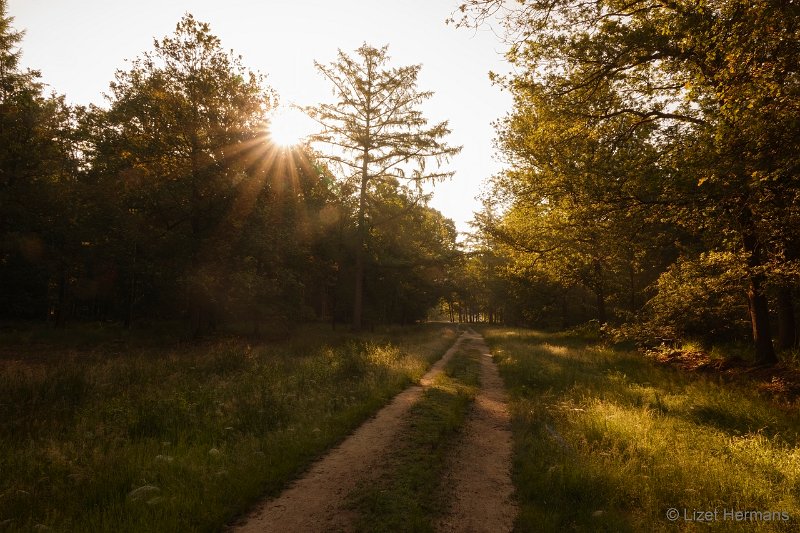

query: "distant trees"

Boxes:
[1, 7, 460, 335]
[308, 44, 461, 329]
[6, 0, 796, 352]
[455, 0, 800, 363]
[366, 183, 459, 324]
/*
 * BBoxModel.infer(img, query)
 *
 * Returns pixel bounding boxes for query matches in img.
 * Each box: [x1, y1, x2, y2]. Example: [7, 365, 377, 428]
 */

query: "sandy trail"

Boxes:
[436, 330, 517, 532]
[231, 329, 517, 533]
[231, 332, 468, 533]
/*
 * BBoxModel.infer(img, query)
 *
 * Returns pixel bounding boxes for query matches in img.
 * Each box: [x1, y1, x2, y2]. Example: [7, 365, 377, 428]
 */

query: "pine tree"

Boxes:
[308, 44, 461, 329]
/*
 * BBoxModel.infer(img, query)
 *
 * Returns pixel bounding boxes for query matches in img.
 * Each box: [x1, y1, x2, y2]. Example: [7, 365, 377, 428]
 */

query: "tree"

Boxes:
[308, 44, 461, 329]
[455, 0, 800, 364]
[470, 66, 680, 327]
[1, 0, 45, 317]
[96, 14, 274, 336]
[0, 1, 81, 323]
[366, 182, 459, 324]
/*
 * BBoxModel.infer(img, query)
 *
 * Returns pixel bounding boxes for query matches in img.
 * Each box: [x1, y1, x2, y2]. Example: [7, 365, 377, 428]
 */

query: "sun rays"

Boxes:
[201, 126, 322, 256]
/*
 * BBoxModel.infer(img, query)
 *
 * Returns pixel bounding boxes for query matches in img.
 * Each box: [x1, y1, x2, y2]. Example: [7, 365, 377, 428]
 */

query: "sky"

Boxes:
[7, 0, 512, 235]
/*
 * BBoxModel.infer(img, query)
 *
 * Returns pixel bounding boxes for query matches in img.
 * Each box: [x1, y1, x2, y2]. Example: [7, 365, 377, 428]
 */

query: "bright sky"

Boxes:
[7, 0, 512, 234]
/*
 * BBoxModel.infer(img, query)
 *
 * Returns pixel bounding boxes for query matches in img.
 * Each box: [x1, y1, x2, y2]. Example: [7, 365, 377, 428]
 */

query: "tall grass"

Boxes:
[481, 327, 800, 532]
[0, 323, 456, 532]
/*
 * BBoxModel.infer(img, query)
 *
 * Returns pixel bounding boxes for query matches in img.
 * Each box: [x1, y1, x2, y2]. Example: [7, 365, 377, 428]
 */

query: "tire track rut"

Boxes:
[231, 332, 468, 532]
[436, 330, 517, 532]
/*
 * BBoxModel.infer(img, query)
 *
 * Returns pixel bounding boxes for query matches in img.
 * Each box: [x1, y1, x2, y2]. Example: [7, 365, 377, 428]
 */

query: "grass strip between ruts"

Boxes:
[348, 345, 481, 533]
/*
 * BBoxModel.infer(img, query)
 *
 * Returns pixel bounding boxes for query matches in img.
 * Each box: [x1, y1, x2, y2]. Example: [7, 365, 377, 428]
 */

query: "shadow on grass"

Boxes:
[511, 423, 640, 532]
[688, 405, 771, 437]
[482, 327, 800, 532]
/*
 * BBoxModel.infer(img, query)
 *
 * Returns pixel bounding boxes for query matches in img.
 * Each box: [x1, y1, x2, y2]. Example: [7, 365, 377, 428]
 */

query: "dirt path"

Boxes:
[436, 330, 517, 532]
[231, 332, 468, 532]
[231, 329, 517, 533]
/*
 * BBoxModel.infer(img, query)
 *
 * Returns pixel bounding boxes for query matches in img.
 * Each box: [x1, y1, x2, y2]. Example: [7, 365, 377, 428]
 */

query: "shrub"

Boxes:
[643, 251, 750, 343]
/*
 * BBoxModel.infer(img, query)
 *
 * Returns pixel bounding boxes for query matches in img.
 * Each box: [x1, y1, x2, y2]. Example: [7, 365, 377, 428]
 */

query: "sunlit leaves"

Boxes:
[457, 0, 799, 356]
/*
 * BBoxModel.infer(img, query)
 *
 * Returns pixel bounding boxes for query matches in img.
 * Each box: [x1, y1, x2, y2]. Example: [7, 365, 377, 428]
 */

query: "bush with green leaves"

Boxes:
[644, 251, 750, 343]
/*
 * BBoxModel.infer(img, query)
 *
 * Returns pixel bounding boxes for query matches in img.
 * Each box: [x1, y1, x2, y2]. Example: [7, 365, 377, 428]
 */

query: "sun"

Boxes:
[267, 107, 313, 147]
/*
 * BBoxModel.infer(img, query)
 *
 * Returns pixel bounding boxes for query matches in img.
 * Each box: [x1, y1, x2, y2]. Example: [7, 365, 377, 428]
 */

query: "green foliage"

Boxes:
[93, 14, 286, 334]
[1, 5, 461, 331]
[0, 2, 83, 323]
[366, 184, 460, 324]
[308, 44, 461, 328]
[645, 252, 750, 342]
[455, 0, 800, 360]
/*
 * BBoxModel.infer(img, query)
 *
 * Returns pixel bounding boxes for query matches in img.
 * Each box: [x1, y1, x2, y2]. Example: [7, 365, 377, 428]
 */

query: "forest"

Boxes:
[1, 8, 460, 338]
[2, 1, 799, 366]
[2, 1, 800, 530]
[452, 0, 800, 365]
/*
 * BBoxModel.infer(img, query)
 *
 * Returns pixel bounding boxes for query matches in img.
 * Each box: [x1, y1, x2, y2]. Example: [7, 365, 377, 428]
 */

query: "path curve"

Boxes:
[436, 330, 517, 532]
[231, 331, 468, 533]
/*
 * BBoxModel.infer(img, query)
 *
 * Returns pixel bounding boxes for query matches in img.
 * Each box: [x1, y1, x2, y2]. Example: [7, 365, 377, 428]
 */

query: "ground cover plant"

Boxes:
[349, 346, 481, 532]
[480, 327, 800, 532]
[0, 323, 456, 532]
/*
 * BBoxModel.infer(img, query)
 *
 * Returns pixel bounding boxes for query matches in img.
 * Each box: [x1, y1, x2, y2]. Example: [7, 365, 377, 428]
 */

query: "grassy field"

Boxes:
[0, 322, 457, 532]
[349, 346, 481, 532]
[481, 327, 800, 532]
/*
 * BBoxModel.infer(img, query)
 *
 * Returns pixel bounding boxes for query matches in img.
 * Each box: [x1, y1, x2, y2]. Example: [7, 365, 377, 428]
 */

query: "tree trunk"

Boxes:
[747, 276, 775, 364]
[629, 262, 637, 312]
[777, 286, 797, 350]
[593, 259, 606, 324]
[353, 247, 364, 330]
[188, 121, 207, 340]
[741, 215, 777, 365]
[54, 264, 68, 328]
[330, 285, 337, 330]
[125, 242, 137, 329]
[596, 289, 606, 324]
[353, 147, 370, 331]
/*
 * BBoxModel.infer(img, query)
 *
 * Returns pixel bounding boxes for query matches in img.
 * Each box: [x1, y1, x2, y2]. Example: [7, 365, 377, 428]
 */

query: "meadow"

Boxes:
[0, 323, 456, 532]
[481, 327, 800, 532]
